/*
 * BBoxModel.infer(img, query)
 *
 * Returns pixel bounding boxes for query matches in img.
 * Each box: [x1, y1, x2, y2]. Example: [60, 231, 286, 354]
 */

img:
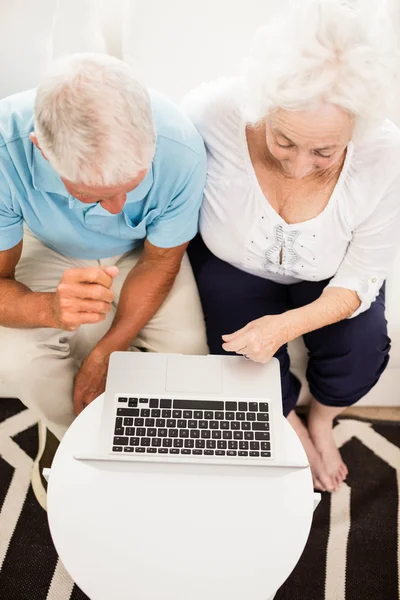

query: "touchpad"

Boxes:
[166, 356, 223, 394]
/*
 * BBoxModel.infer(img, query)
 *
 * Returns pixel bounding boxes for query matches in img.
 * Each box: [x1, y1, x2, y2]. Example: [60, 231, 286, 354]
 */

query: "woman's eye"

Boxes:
[315, 152, 333, 159]
[277, 142, 294, 149]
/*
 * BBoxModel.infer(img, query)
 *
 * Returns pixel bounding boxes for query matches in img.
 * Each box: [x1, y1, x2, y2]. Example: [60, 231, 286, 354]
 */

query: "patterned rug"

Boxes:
[0, 398, 399, 600]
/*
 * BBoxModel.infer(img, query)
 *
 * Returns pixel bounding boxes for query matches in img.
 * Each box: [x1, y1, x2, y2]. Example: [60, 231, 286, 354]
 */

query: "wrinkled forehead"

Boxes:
[268, 105, 354, 148]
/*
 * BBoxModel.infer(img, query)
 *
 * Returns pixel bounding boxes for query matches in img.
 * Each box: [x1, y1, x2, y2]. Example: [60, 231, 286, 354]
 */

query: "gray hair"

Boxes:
[242, 0, 398, 140]
[34, 53, 156, 186]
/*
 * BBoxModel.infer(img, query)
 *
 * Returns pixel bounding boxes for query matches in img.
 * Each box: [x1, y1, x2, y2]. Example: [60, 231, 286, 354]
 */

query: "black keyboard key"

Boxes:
[250, 451, 260, 457]
[215, 450, 225, 456]
[112, 446, 123, 452]
[128, 398, 138, 407]
[141, 409, 150, 417]
[160, 399, 172, 408]
[116, 417, 123, 427]
[167, 419, 176, 428]
[181, 449, 191, 454]
[212, 430, 222, 439]
[239, 451, 248, 457]
[207, 439, 216, 449]
[236, 412, 245, 421]
[117, 408, 139, 417]
[156, 419, 166, 428]
[221, 421, 229, 430]
[205, 411, 213, 419]
[223, 430, 232, 440]
[210, 421, 219, 429]
[239, 441, 249, 450]
[159, 429, 168, 437]
[261, 452, 271, 457]
[227, 450, 237, 457]
[135, 447, 145, 453]
[141, 438, 150, 447]
[234, 431, 243, 440]
[170, 448, 179, 454]
[123, 417, 133, 426]
[124, 447, 134, 453]
[114, 426, 124, 435]
[145, 418, 155, 427]
[126, 427, 135, 436]
[113, 436, 128, 446]
[151, 409, 161, 418]
[257, 413, 269, 422]
[136, 427, 146, 436]
[190, 430, 200, 439]
[134, 418, 144, 427]
[228, 441, 238, 450]
[147, 447, 157, 453]
[118, 397, 128, 403]
[205, 450, 214, 455]
[158, 448, 168, 454]
[196, 439, 205, 448]
[217, 440, 227, 449]
[255, 432, 270, 440]
[215, 412, 224, 420]
[231, 422, 240, 430]
[149, 399, 159, 408]
[163, 438, 172, 447]
[173, 399, 224, 410]
[162, 410, 171, 418]
[199, 420, 208, 429]
[185, 439, 194, 448]
[239, 402, 248, 411]
[226, 412, 235, 420]
[194, 411, 203, 419]
[139, 398, 148, 404]
[188, 420, 197, 429]
[252, 422, 269, 431]
[174, 438, 184, 448]
[173, 410, 182, 419]
[130, 437, 140, 446]
[241, 422, 251, 430]
[260, 403, 269, 412]
[244, 432, 254, 440]
[180, 429, 189, 438]
[226, 402, 237, 411]
[151, 438, 161, 447]
[246, 413, 256, 421]
[147, 428, 157, 437]
[249, 402, 258, 412]
[193, 449, 202, 455]
[261, 442, 271, 450]
[250, 442, 260, 450]
[183, 410, 192, 419]
[177, 419, 187, 428]
[201, 430, 211, 439]
[169, 429, 179, 438]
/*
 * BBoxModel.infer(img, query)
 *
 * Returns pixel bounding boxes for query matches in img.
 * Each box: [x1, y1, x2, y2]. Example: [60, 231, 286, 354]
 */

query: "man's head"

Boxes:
[31, 53, 156, 213]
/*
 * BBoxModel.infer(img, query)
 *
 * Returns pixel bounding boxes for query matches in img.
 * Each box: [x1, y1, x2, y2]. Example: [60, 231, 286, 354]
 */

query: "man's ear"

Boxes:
[30, 132, 48, 161]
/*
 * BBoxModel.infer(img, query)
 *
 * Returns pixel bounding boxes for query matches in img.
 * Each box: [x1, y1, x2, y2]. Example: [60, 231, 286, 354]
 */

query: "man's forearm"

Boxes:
[0, 278, 55, 328]
[94, 260, 179, 355]
[284, 287, 361, 341]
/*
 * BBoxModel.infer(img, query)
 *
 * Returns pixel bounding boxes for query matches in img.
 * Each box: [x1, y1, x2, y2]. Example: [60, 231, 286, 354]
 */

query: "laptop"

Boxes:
[74, 352, 308, 468]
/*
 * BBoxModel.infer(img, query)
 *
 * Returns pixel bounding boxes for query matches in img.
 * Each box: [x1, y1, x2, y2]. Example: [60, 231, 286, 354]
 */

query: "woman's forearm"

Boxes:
[284, 287, 361, 341]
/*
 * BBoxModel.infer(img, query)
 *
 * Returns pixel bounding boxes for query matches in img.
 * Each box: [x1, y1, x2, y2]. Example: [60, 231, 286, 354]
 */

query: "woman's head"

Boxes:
[243, 0, 398, 176]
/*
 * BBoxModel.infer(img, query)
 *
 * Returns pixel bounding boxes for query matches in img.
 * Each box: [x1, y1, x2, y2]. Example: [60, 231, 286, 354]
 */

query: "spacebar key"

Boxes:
[173, 399, 224, 410]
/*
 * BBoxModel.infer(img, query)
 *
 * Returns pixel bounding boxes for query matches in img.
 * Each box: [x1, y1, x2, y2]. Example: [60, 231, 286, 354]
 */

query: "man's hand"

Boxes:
[222, 314, 290, 363]
[51, 266, 119, 331]
[73, 349, 111, 415]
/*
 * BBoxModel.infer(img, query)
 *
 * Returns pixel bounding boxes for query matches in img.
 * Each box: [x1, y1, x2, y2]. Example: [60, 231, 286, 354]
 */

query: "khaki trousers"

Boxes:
[0, 231, 208, 440]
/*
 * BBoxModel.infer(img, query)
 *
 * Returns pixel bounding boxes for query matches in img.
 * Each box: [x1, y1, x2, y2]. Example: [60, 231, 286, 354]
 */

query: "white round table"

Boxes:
[47, 394, 314, 600]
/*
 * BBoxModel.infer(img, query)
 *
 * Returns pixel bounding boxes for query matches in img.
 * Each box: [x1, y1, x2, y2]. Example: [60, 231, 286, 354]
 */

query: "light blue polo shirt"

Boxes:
[0, 88, 206, 259]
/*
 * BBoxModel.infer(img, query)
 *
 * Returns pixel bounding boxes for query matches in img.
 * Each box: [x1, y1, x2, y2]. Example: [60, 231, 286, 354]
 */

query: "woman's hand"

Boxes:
[222, 314, 290, 363]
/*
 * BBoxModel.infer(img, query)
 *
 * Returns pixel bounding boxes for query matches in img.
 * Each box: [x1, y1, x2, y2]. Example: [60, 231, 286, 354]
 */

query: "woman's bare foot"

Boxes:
[307, 400, 348, 491]
[287, 411, 335, 492]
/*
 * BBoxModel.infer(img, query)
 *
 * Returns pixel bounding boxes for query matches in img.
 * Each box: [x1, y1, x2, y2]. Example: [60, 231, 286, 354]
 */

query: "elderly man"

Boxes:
[0, 53, 208, 502]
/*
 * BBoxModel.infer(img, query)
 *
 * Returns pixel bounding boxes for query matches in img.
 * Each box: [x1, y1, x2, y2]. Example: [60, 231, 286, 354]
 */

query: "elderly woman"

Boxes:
[183, 0, 400, 492]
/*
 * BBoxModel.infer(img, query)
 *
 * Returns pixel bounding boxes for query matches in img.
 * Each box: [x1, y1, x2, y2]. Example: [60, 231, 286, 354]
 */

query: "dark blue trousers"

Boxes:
[188, 235, 391, 416]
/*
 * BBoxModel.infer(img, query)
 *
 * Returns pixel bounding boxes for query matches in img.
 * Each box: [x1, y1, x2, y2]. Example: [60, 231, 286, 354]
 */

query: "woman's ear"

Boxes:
[30, 132, 48, 161]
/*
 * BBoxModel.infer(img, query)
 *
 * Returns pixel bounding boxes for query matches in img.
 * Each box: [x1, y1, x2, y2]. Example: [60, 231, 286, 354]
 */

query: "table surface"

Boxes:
[48, 394, 314, 600]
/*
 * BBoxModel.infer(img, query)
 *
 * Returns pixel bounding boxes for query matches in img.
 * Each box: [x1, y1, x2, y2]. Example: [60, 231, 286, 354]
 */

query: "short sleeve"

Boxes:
[327, 169, 400, 317]
[0, 165, 23, 251]
[146, 152, 207, 248]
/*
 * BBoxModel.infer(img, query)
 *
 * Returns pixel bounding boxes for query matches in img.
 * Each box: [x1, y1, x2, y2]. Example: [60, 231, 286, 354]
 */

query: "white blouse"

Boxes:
[182, 78, 400, 317]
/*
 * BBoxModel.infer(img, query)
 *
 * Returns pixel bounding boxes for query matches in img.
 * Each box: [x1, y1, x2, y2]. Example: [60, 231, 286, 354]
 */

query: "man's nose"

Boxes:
[100, 194, 127, 214]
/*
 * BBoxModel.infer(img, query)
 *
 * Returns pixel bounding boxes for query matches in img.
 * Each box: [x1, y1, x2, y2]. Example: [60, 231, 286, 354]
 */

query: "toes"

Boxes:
[320, 472, 334, 493]
[313, 477, 326, 492]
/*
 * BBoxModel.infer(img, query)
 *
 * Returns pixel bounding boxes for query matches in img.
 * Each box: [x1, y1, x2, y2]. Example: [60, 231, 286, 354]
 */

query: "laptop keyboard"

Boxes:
[112, 397, 271, 459]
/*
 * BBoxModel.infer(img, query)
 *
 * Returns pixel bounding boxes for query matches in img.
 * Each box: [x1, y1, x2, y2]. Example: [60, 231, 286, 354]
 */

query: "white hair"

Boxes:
[242, 0, 399, 139]
[34, 53, 156, 186]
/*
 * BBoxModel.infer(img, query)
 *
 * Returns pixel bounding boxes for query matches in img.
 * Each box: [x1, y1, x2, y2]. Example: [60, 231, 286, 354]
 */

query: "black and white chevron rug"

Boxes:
[0, 398, 399, 600]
